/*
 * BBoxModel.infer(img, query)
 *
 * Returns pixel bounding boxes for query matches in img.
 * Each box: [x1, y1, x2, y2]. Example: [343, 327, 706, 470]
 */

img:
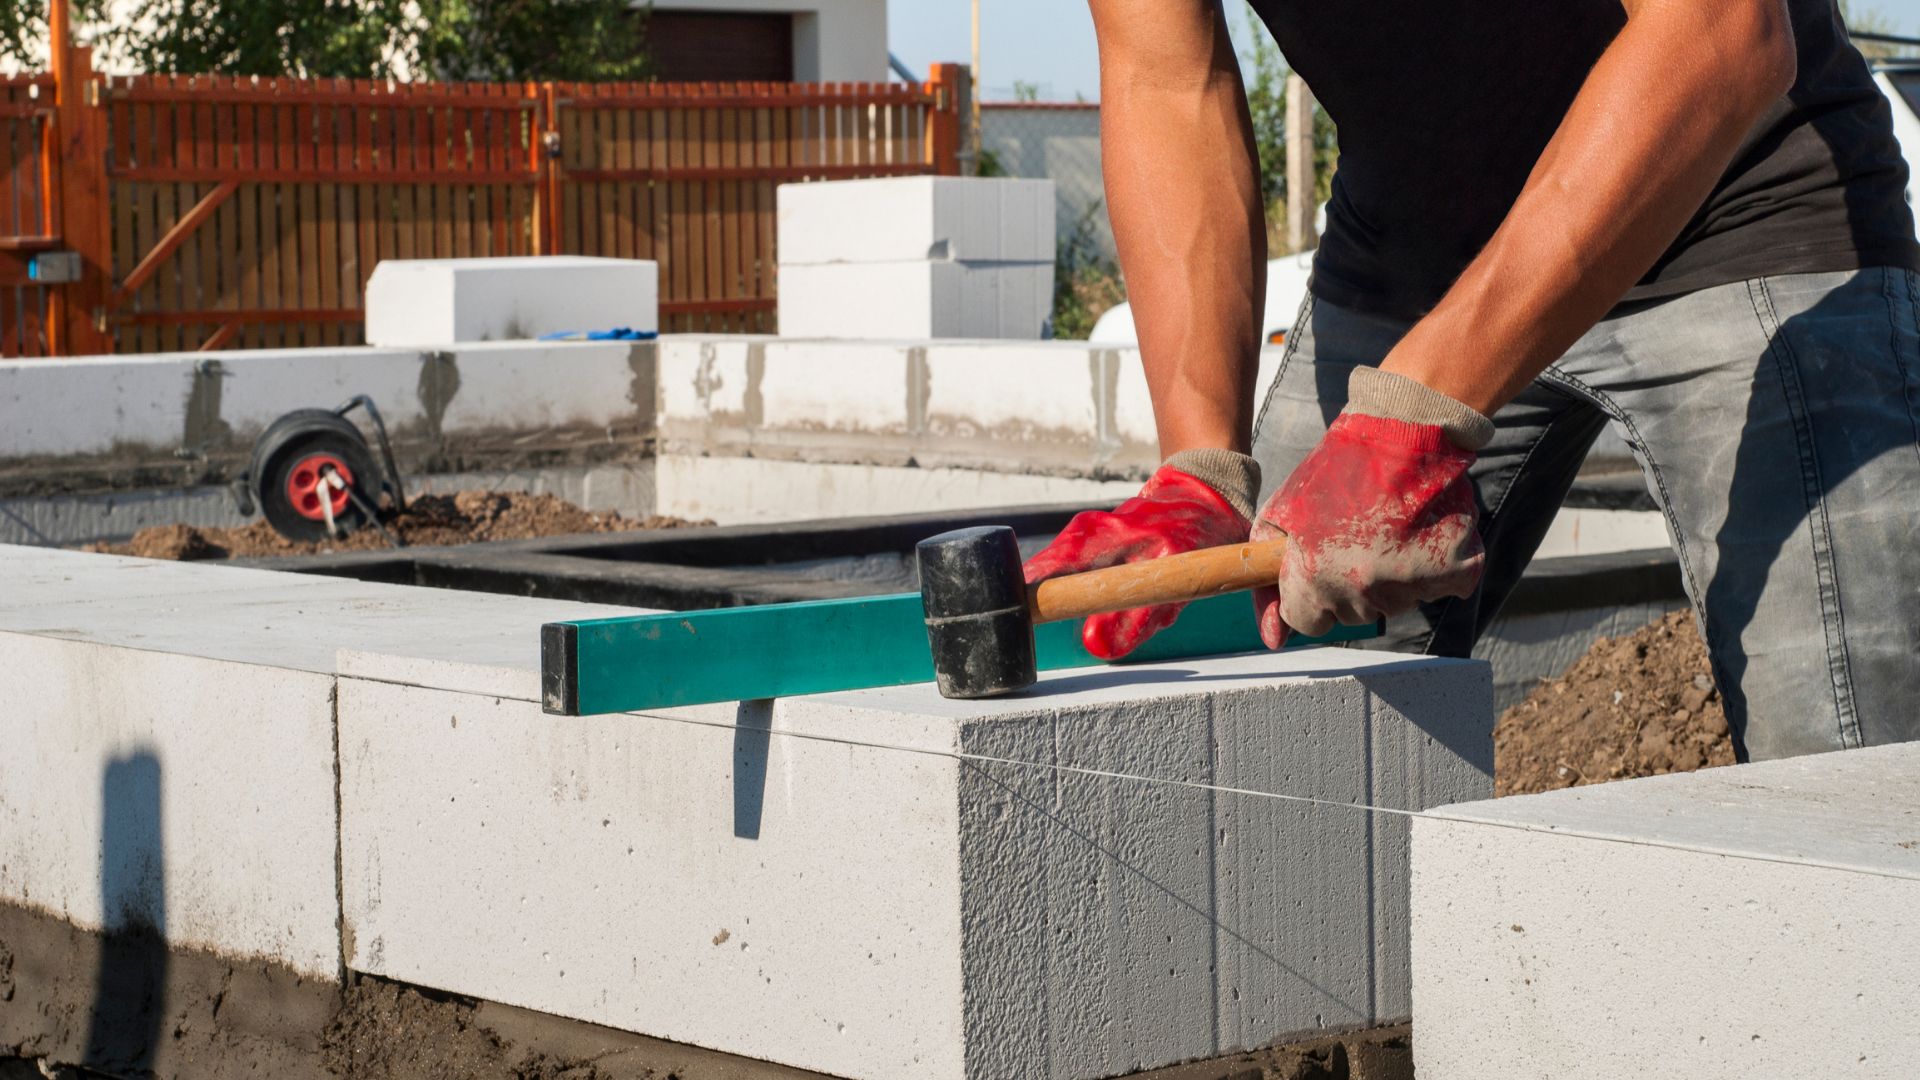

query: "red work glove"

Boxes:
[1252, 367, 1493, 648]
[1024, 449, 1260, 660]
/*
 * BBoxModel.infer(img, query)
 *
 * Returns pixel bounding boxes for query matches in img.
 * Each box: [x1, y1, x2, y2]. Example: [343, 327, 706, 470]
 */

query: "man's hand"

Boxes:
[1025, 450, 1259, 659]
[1251, 368, 1491, 648]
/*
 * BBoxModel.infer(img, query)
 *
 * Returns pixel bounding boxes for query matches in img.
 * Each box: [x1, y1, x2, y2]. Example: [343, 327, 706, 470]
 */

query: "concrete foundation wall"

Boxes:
[1412, 744, 1920, 1077]
[2, 546, 1492, 1079]
[0, 339, 654, 500]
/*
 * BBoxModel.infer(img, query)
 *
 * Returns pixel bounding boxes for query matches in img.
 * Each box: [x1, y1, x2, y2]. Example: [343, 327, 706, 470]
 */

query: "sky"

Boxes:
[886, 0, 1920, 104]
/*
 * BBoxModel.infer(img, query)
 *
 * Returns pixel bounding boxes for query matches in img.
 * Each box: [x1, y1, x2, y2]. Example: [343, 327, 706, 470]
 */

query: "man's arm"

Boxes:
[1383, 0, 1799, 413]
[1091, 0, 1265, 455]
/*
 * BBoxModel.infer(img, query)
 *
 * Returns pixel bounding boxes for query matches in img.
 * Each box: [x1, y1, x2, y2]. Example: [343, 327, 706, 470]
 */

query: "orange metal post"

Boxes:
[48, 0, 112, 355]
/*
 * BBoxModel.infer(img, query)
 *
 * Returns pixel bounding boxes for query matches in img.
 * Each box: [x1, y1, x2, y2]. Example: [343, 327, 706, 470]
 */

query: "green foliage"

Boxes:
[411, 0, 653, 82]
[1050, 201, 1125, 341]
[1, 0, 652, 81]
[1011, 79, 1040, 103]
[974, 146, 1009, 177]
[0, 0, 112, 69]
[1240, 4, 1337, 252]
[107, 0, 406, 78]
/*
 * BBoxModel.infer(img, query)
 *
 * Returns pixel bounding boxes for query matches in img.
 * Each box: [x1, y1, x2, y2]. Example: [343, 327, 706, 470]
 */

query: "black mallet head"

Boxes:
[915, 525, 1036, 699]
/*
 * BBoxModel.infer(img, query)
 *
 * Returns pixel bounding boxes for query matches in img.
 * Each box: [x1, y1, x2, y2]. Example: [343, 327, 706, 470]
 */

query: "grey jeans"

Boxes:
[1250, 268, 1920, 762]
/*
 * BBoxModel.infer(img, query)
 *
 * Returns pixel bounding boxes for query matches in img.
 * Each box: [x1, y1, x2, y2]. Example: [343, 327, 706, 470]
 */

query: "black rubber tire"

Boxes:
[250, 410, 380, 542]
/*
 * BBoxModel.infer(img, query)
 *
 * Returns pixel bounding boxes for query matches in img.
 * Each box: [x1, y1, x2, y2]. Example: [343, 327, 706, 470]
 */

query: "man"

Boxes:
[1026, 0, 1920, 761]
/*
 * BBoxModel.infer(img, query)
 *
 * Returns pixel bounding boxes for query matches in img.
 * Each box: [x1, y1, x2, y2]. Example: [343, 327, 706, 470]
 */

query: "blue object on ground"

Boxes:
[537, 327, 659, 341]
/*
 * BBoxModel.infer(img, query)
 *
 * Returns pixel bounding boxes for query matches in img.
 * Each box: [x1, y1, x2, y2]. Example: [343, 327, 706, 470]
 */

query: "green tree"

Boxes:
[2, 0, 652, 81]
[411, 0, 653, 82]
[106, 0, 407, 78]
[1240, 3, 1337, 252]
[0, 0, 113, 70]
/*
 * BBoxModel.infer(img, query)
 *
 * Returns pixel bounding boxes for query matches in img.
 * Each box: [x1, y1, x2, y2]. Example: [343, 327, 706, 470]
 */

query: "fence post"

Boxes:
[48, 0, 112, 356]
[924, 63, 967, 176]
[533, 82, 557, 255]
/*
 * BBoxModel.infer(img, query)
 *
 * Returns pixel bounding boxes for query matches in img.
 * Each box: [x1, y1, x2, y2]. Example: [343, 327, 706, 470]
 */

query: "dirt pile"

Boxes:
[1495, 609, 1736, 797]
[87, 491, 710, 560]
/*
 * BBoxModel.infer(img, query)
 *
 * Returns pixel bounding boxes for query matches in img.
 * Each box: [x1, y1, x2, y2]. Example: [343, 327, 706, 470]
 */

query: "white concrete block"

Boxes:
[1531, 507, 1671, 559]
[777, 177, 1056, 265]
[922, 342, 1096, 444]
[0, 631, 341, 978]
[778, 261, 1051, 340]
[364, 256, 658, 346]
[657, 337, 758, 427]
[653, 454, 1139, 525]
[338, 643, 1492, 1080]
[1412, 744, 1920, 1078]
[756, 339, 911, 433]
[0, 340, 649, 462]
[0, 546, 647, 691]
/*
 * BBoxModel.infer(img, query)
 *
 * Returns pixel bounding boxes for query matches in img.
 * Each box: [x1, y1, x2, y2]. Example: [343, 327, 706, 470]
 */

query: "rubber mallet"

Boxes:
[915, 524, 1288, 699]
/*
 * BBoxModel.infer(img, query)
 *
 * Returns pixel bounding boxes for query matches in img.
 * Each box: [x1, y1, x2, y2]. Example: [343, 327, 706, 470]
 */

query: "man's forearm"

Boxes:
[1094, 0, 1265, 455]
[1381, 0, 1798, 415]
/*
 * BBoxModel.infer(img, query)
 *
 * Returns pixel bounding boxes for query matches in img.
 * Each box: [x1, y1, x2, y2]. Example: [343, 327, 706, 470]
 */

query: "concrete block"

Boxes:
[0, 631, 341, 977]
[1411, 743, 1920, 1078]
[364, 256, 658, 346]
[0, 546, 647, 691]
[778, 261, 1051, 340]
[777, 177, 1055, 265]
[652, 454, 1138, 525]
[921, 342, 1096, 447]
[755, 339, 911, 434]
[338, 642, 1492, 1080]
[0, 340, 650, 469]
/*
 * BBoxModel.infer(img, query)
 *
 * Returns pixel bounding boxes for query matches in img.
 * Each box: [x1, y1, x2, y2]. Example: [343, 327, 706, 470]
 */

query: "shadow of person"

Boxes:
[84, 751, 168, 1075]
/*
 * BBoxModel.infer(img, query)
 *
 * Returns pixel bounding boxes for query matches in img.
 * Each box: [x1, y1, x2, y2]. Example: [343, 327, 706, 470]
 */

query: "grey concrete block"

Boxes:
[338, 646, 1492, 1080]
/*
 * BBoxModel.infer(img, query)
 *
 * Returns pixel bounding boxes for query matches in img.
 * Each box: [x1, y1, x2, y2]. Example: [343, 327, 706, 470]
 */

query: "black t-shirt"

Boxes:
[1247, 0, 1920, 319]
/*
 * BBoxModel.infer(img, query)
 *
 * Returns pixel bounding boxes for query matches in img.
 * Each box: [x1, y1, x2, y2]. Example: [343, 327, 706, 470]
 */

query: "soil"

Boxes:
[319, 981, 609, 1080]
[1494, 609, 1737, 797]
[84, 491, 710, 561]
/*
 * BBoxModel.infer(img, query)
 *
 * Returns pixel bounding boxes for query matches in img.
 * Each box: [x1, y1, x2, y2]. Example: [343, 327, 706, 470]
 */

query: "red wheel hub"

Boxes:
[285, 453, 355, 521]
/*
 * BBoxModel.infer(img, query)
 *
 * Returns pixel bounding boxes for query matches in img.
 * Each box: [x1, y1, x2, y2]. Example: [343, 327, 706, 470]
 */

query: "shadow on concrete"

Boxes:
[732, 700, 773, 839]
[84, 751, 168, 1075]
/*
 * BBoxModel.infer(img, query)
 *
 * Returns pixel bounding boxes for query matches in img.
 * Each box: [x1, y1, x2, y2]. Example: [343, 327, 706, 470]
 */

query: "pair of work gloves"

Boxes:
[1025, 367, 1496, 656]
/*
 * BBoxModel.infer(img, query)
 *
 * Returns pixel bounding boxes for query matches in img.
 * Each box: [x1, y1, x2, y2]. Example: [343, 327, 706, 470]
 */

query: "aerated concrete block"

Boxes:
[365, 256, 658, 346]
[777, 176, 1055, 265]
[1412, 744, 1920, 1078]
[652, 454, 1138, 524]
[337, 645, 1492, 1080]
[777, 260, 1051, 340]
[0, 631, 341, 977]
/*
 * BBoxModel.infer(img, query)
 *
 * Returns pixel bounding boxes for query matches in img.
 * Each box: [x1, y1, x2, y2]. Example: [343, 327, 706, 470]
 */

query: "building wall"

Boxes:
[981, 103, 1113, 261]
[652, 0, 888, 82]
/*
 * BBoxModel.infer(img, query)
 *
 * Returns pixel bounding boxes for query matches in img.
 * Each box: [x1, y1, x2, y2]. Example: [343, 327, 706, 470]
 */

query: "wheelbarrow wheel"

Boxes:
[249, 409, 381, 543]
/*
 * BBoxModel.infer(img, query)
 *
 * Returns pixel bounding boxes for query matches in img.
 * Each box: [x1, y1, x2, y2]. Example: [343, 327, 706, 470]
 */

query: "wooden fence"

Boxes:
[0, 29, 965, 357]
[0, 76, 55, 357]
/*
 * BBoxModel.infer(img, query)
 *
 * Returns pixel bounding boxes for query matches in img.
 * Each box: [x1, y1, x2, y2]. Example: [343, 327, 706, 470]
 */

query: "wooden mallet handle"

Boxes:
[1028, 538, 1288, 625]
